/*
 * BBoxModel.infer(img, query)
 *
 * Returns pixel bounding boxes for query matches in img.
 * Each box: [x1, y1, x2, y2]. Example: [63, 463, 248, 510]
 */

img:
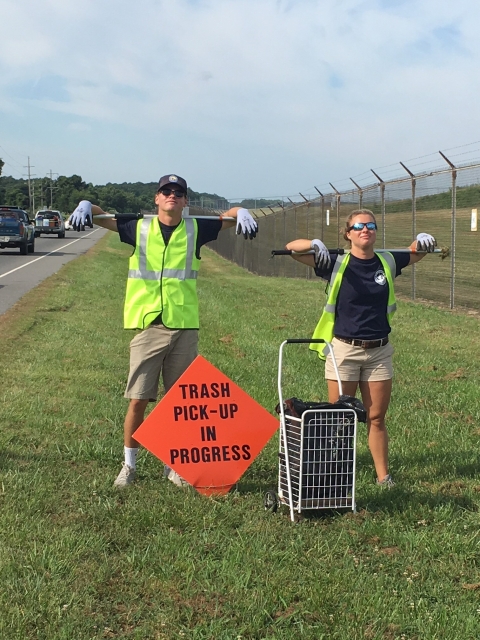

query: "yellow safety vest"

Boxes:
[310, 252, 397, 359]
[124, 217, 200, 329]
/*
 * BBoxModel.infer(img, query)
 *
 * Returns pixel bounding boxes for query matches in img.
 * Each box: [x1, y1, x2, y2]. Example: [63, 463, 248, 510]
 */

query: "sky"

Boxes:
[1, 0, 480, 202]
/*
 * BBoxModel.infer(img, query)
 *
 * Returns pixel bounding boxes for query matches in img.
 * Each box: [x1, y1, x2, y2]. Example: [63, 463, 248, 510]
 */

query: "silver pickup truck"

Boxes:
[34, 209, 66, 238]
[0, 206, 35, 255]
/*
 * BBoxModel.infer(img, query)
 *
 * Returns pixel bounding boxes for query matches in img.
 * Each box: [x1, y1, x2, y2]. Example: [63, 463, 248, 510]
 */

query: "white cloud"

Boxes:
[0, 0, 480, 196]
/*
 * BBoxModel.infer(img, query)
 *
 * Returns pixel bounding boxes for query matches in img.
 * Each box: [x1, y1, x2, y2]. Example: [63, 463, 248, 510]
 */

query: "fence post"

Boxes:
[298, 194, 311, 279]
[294, 206, 298, 278]
[321, 195, 325, 242]
[439, 151, 457, 309]
[350, 178, 363, 209]
[314, 187, 324, 242]
[330, 183, 341, 247]
[272, 211, 277, 277]
[276, 202, 285, 278]
[400, 162, 416, 301]
[371, 170, 385, 248]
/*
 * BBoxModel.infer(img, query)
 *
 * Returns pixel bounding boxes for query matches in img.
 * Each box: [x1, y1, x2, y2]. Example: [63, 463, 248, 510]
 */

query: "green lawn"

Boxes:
[1, 232, 480, 639]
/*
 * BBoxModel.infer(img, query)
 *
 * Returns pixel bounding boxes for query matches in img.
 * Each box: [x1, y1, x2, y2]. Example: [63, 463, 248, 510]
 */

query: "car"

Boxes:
[0, 206, 35, 255]
[34, 209, 66, 238]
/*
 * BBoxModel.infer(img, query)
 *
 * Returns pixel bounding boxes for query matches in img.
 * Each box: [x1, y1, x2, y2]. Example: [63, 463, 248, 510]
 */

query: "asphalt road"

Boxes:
[0, 226, 109, 316]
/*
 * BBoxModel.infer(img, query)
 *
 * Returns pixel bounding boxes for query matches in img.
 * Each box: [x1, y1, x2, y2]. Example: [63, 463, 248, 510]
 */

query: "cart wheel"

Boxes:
[263, 490, 279, 513]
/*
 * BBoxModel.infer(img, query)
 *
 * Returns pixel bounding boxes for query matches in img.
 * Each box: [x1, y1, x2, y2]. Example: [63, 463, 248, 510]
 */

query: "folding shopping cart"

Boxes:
[264, 339, 366, 522]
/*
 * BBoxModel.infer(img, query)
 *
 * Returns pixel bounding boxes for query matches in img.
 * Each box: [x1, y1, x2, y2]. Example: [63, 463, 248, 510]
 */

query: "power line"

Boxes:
[46, 169, 59, 208]
[0, 145, 26, 173]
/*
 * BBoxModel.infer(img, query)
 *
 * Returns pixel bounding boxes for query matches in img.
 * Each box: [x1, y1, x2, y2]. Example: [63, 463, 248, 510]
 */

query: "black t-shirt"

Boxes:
[314, 252, 410, 340]
[117, 217, 222, 257]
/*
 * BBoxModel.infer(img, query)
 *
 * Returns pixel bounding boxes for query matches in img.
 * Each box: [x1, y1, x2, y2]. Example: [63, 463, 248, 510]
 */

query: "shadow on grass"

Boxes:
[268, 488, 479, 522]
[358, 489, 478, 517]
[356, 449, 480, 485]
[0, 449, 41, 472]
[394, 450, 480, 482]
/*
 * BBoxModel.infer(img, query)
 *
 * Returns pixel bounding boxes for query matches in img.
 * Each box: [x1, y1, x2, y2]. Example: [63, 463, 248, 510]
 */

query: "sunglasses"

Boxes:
[159, 188, 186, 198]
[348, 221, 377, 231]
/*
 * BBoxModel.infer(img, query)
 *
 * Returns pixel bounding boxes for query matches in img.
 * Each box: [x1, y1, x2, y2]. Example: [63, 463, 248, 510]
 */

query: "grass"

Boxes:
[1, 232, 480, 639]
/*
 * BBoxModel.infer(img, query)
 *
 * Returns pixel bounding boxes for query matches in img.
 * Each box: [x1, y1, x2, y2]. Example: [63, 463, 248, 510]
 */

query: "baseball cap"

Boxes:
[157, 174, 188, 193]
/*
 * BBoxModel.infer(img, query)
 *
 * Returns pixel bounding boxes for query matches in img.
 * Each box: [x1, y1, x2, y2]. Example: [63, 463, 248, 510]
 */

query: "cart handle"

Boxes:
[278, 338, 343, 407]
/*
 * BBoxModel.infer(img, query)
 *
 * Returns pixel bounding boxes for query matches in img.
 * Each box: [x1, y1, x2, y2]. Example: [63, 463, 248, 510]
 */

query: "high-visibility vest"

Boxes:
[310, 252, 397, 359]
[124, 217, 200, 329]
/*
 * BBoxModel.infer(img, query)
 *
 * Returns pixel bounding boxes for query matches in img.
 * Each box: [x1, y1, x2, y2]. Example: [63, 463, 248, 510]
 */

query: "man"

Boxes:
[69, 174, 258, 488]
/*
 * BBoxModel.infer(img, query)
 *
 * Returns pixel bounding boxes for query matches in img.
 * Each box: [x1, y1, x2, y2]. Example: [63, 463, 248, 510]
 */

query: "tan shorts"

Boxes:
[325, 337, 394, 382]
[124, 324, 198, 401]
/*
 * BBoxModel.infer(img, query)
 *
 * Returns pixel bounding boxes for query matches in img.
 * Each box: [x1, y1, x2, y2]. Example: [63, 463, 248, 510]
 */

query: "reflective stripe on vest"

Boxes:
[127, 218, 198, 281]
[124, 217, 200, 329]
[310, 251, 397, 359]
[379, 251, 397, 315]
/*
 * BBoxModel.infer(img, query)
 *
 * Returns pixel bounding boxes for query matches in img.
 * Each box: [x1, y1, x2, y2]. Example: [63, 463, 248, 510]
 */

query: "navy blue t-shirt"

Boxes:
[315, 252, 410, 340]
[117, 217, 222, 257]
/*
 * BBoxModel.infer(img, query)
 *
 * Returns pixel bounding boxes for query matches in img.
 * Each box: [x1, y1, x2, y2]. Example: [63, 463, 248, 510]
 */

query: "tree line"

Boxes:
[0, 163, 280, 214]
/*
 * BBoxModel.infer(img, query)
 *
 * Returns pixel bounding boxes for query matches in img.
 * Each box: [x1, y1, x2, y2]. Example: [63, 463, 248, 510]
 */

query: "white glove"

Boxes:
[70, 206, 88, 232]
[310, 239, 331, 269]
[416, 233, 436, 252]
[236, 208, 258, 240]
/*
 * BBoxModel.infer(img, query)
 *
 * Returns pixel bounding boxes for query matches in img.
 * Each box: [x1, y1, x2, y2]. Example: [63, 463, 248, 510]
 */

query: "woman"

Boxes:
[286, 209, 436, 487]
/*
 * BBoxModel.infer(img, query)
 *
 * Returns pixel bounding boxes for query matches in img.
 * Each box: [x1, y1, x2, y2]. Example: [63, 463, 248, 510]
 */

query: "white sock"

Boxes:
[124, 447, 139, 469]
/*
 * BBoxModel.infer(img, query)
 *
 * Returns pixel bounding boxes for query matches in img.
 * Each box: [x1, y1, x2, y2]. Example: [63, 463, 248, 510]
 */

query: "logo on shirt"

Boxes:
[374, 269, 387, 285]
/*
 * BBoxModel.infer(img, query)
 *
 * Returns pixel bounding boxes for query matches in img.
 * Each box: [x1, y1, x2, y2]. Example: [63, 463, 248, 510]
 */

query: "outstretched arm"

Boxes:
[219, 206, 240, 230]
[285, 238, 331, 270]
[91, 205, 118, 232]
[285, 239, 315, 267]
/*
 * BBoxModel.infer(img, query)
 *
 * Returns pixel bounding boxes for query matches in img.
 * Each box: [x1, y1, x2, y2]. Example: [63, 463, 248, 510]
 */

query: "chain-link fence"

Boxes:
[201, 156, 480, 311]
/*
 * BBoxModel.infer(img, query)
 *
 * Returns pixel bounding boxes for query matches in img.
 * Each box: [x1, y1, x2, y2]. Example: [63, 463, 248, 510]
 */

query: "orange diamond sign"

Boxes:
[133, 355, 279, 496]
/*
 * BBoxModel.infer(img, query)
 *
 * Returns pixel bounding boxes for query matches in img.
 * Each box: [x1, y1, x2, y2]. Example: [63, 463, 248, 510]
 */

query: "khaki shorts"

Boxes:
[325, 337, 394, 382]
[124, 324, 198, 401]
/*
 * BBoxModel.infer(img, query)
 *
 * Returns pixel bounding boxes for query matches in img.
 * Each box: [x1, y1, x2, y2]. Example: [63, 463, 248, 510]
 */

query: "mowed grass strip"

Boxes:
[1, 232, 480, 640]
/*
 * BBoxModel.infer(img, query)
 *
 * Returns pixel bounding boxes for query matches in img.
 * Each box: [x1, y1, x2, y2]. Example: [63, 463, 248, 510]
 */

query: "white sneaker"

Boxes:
[114, 463, 136, 488]
[167, 469, 189, 487]
[376, 474, 395, 488]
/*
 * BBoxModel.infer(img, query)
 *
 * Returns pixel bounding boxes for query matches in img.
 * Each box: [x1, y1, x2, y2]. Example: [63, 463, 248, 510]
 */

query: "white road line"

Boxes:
[0, 229, 100, 279]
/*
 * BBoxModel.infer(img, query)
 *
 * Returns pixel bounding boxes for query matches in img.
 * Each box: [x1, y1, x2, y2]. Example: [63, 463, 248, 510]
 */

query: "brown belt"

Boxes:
[334, 336, 389, 349]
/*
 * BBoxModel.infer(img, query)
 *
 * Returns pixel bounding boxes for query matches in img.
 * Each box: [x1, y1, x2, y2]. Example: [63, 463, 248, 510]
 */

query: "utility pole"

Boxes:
[40, 179, 46, 208]
[46, 169, 59, 208]
[23, 156, 35, 216]
[37, 179, 44, 208]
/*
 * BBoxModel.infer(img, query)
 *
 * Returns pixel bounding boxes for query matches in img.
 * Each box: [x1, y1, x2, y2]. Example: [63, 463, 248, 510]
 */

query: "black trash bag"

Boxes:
[276, 395, 367, 424]
[336, 395, 367, 424]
